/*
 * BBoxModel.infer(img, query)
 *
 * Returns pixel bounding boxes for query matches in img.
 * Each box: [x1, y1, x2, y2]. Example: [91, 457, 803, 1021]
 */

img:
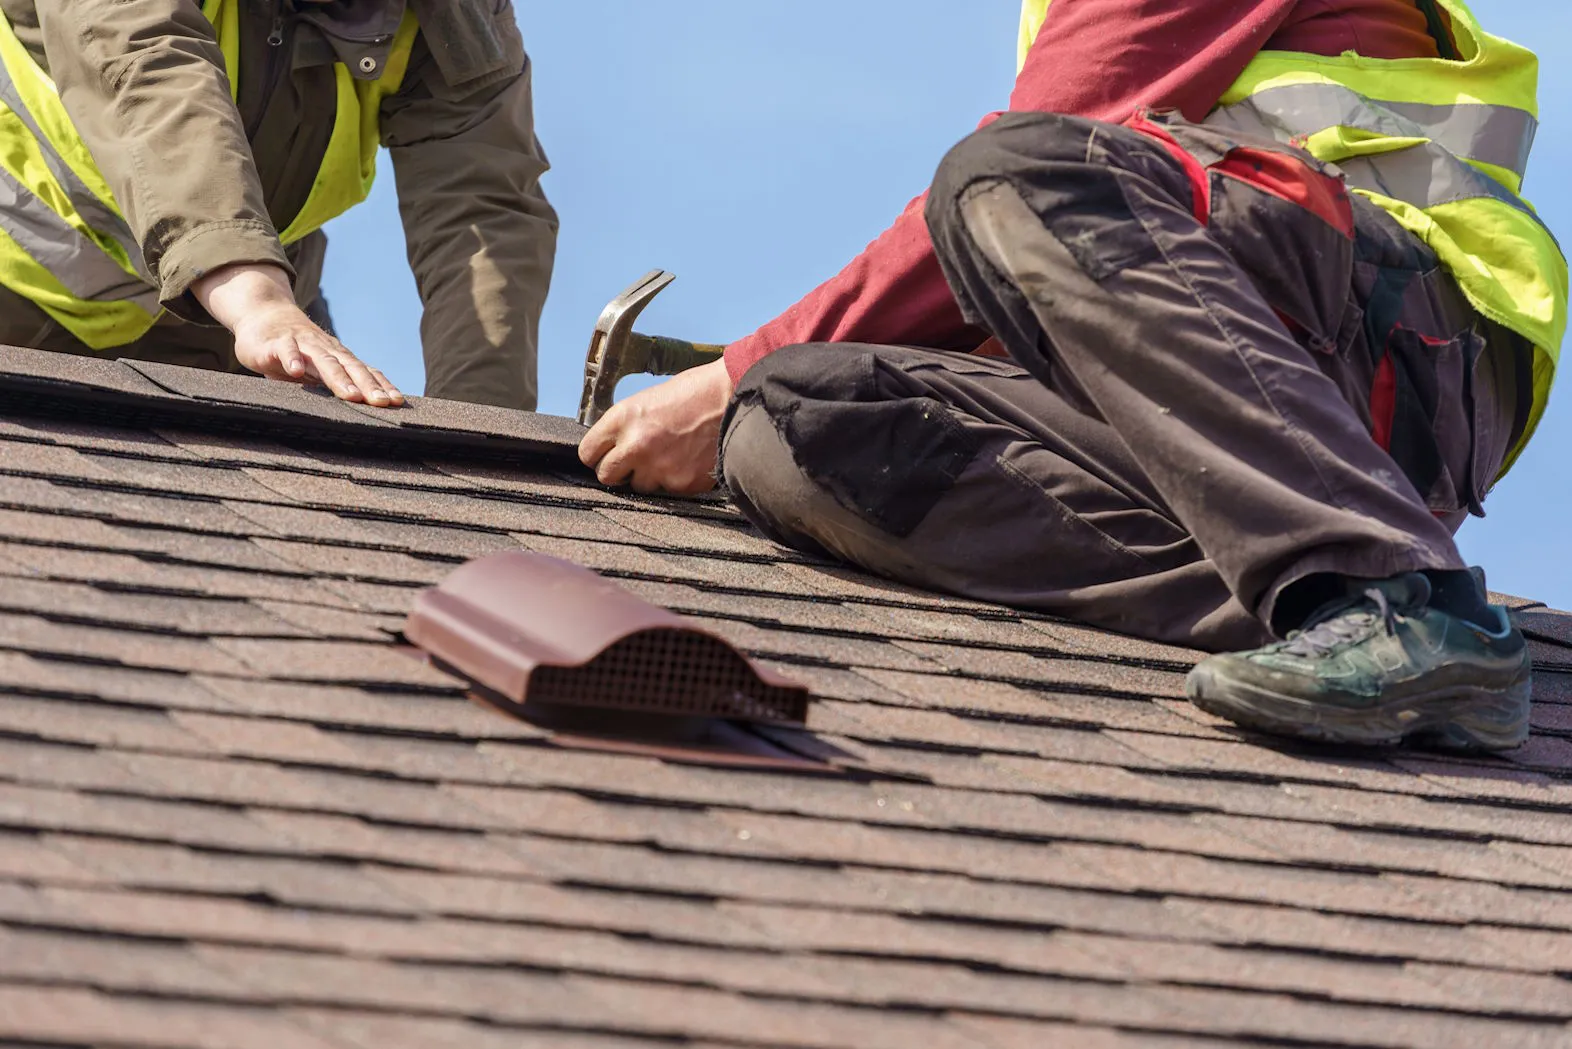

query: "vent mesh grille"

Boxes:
[529, 628, 807, 723]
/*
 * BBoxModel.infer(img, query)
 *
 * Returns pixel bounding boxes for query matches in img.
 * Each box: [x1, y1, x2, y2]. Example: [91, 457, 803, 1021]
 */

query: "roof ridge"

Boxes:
[0, 345, 587, 469]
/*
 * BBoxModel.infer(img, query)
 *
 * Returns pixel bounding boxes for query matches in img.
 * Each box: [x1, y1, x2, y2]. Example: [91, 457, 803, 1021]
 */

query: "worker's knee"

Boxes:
[926, 113, 1097, 234]
[718, 376, 837, 559]
[718, 391, 794, 509]
[720, 342, 860, 526]
[724, 343, 981, 548]
[721, 363, 948, 578]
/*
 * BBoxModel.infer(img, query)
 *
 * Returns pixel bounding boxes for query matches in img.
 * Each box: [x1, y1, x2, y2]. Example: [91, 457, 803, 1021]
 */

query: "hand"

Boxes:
[579, 357, 734, 495]
[192, 263, 404, 407]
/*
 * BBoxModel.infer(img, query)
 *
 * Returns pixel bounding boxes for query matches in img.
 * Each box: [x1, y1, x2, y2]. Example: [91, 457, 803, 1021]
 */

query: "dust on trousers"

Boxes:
[719, 111, 1528, 652]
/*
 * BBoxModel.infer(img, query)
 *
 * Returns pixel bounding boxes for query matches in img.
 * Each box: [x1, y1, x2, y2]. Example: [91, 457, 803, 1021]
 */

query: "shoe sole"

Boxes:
[1185, 665, 1532, 752]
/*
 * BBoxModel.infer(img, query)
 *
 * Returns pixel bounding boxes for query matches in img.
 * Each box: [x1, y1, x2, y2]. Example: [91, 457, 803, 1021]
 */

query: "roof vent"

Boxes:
[404, 552, 809, 728]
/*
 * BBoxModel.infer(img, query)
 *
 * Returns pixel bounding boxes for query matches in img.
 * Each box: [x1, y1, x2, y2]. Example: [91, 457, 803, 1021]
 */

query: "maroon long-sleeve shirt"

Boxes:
[723, 0, 1443, 383]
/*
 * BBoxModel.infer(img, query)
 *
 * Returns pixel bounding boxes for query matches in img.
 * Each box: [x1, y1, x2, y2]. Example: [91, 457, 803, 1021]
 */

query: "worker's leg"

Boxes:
[915, 111, 1529, 747]
[923, 111, 1503, 630]
[721, 343, 1268, 652]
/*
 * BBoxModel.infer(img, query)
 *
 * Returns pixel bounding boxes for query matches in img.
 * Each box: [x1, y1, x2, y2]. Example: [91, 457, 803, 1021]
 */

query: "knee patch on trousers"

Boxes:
[726, 349, 981, 538]
[930, 114, 1163, 285]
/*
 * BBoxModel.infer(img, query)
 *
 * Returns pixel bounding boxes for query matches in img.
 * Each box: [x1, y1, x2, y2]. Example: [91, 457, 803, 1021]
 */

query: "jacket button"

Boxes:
[358, 56, 378, 74]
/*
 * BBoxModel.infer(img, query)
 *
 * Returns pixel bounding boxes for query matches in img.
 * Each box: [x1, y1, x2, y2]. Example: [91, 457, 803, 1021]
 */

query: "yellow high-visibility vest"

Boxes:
[1018, 0, 1566, 471]
[0, 0, 420, 349]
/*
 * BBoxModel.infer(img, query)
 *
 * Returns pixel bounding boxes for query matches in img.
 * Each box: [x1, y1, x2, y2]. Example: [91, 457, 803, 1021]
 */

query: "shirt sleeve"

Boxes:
[722, 0, 1299, 385]
[37, 0, 289, 319]
[380, 15, 558, 411]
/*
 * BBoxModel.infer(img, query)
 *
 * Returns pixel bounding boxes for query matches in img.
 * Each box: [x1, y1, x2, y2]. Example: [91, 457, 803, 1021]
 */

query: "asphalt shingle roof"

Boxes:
[0, 344, 1569, 1049]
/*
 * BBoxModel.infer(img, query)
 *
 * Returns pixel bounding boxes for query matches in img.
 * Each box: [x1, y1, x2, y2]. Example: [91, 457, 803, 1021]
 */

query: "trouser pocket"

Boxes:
[1465, 322, 1528, 509]
[1378, 324, 1488, 517]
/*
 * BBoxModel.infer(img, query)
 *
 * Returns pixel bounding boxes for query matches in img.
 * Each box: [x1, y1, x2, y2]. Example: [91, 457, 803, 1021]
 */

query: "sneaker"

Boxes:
[1186, 573, 1531, 750]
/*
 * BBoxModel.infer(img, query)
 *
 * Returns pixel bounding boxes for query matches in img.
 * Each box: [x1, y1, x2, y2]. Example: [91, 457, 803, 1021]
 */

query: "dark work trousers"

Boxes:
[719, 112, 1528, 652]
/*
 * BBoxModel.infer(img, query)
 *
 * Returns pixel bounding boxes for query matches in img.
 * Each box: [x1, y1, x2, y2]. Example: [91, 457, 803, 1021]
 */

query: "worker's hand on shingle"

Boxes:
[192, 263, 405, 408]
[579, 358, 733, 495]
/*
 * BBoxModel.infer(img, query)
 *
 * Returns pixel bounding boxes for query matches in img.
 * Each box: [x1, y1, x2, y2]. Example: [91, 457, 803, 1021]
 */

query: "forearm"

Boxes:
[37, 0, 286, 314]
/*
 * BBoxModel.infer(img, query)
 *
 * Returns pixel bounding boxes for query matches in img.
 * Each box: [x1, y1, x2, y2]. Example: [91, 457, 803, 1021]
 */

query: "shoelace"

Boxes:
[1279, 586, 1400, 659]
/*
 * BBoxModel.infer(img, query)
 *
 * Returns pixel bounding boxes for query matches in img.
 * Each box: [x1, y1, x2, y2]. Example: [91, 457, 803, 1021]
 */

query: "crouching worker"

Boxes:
[580, 0, 1567, 750]
[0, 0, 558, 408]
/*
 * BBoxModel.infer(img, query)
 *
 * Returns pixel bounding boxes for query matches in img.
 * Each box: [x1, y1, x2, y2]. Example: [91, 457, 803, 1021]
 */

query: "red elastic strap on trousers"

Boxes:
[1212, 147, 1355, 237]
[1370, 354, 1397, 451]
[1370, 355, 1447, 520]
[1123, 112, 1212, 227]
[1370, 331, 1447, 453]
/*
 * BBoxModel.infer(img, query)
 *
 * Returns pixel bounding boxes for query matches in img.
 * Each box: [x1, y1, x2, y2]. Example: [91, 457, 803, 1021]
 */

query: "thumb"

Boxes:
[579, 411, 622, 468]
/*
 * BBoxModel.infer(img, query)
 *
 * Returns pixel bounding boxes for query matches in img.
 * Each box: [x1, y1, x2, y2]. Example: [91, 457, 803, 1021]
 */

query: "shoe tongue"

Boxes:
[1299, 573, 1430, 631]
[1360, 572, 1432, 611]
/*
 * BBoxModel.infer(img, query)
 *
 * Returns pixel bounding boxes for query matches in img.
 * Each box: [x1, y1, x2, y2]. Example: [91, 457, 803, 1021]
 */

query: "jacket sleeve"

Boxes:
[380, 7, 558, 411]
[35, 0, 289, 318]
[720, 0, 1299, 384]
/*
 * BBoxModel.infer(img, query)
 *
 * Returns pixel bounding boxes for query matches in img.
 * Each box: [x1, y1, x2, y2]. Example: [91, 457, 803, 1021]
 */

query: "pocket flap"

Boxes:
[408, 0, 525, 100]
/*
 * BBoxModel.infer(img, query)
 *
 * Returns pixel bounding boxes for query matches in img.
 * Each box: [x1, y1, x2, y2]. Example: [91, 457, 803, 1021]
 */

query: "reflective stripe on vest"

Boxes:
[1204, 88, 1558, 248]
[0, 0, 419, 350]
[1221, 82, 1537, 186]
[0, 63, 152, 287]
[1017, 0, 1567, 473]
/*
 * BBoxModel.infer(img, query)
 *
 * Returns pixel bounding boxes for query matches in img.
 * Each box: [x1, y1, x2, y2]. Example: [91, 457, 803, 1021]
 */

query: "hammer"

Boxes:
[577, 270, 725, 428]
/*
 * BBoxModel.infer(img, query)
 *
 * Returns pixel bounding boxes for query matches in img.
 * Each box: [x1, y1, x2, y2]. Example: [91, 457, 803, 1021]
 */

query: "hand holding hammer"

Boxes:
[577, 271, 724, 427]
[577, 271, 734, 496]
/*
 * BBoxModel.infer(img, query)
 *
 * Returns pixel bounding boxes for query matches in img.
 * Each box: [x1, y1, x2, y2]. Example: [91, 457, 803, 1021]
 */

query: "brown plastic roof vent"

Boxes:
[405, 551, 809, 726]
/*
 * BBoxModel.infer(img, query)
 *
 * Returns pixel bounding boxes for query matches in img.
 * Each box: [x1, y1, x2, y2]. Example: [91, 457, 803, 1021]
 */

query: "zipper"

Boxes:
[243, 0, 292, 140]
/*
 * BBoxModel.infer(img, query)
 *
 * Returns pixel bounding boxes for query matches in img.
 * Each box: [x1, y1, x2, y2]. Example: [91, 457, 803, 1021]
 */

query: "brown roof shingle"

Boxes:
[0, 345, 1569, 1049]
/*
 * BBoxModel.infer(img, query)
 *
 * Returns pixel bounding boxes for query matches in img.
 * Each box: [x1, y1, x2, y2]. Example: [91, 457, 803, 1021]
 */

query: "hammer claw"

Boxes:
[579, 270, 678, 427]
[593, 270, 676, 333]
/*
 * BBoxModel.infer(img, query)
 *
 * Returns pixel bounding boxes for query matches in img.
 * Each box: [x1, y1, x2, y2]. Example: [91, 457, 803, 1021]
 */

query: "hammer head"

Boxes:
[577, 270, 676, 428]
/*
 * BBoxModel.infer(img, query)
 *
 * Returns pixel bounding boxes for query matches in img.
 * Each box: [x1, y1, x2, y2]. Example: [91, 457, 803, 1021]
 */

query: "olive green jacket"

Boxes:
[0, 0, 557, 408]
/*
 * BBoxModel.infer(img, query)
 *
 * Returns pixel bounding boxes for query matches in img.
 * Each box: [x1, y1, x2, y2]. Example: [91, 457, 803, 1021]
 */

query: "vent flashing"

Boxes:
[405, 551, 810, 727]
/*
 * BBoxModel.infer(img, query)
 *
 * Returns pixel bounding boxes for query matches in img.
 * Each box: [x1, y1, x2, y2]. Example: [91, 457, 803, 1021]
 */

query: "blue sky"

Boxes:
[323, 0, 1572, 608]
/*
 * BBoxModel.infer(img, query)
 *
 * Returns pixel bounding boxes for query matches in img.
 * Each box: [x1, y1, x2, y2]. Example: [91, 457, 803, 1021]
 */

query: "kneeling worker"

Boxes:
[581, 0, 1567, 750]
[0, 0, 557, 408]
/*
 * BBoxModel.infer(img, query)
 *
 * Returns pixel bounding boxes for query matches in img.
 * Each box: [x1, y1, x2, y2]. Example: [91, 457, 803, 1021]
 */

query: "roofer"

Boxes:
[0, 0, 556, 409]
[580, 0, 1567, 751]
